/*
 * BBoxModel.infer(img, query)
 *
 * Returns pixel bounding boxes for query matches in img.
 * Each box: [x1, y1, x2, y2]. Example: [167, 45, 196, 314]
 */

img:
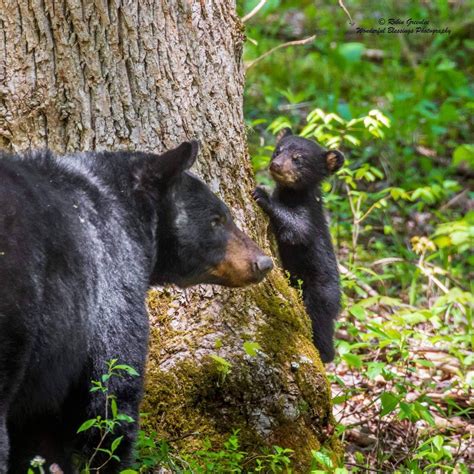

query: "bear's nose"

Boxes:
[255, 256, 273, 275]
[270, 161, 282, 173]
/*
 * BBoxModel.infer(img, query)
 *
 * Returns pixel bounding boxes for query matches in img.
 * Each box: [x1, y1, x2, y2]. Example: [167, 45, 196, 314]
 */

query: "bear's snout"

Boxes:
[254, 255, 273, 276]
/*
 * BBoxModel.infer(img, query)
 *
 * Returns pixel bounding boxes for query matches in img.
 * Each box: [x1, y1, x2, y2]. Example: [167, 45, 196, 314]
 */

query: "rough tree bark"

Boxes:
[0, 0, 339, 468]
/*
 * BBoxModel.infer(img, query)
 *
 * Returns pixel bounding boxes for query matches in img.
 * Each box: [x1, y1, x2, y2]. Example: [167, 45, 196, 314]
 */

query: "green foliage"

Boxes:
[269, 108, 390, 150]
[78, 359, 139, 473]
[452, 144, 474, 167]
[240, 0, 473, 472]
[129, 430, 294, 473]
[209, 354, 233, 385]
[243, 340, 263, 356]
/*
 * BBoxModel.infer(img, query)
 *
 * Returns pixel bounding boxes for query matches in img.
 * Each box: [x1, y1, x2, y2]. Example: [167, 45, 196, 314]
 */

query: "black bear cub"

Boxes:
[253, 128, 343, 363]
[0, 141, 272, 474]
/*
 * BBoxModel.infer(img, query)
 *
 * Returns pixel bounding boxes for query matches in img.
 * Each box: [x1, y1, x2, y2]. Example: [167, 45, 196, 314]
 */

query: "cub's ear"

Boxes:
[324, 149, 344, 174]
[134, 140, 200, 189]
[276, 127, 293, 142]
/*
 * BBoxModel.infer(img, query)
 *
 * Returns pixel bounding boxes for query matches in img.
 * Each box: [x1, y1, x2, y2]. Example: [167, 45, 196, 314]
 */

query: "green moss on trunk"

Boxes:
[143, 278, 342, 470]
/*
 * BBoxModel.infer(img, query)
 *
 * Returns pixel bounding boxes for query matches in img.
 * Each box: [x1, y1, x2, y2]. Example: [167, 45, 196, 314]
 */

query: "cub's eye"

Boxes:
[211, 215, 226, 228]
[292, 154, 302, 162]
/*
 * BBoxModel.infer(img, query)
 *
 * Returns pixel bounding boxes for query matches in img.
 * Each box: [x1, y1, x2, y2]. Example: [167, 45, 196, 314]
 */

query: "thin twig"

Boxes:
[412, 346, 452, 354]
[440, 189, 469, 211]
[345, 462, 384, 473]
[245, 35, 316, 70]
[88, 395, 110, 470]
[339, 263, 378, 297]
[278, 100, 315, 111]
[415, 263, 466, 315]
[371, 257, 404, 266]
[398, 35, 418, 69]
[338, 0, 355, 25]
[242, 0, 267, 22]
[371, 258, 468, 291]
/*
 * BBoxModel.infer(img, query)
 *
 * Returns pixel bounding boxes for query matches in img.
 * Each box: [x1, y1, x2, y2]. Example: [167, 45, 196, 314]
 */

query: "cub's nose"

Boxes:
[270, 161, 282, 173]
[255, 255, 273, 275]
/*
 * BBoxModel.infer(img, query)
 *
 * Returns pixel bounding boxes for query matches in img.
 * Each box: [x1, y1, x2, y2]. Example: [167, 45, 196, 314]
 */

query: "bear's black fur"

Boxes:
[253, 129, 343, 363]
[0, 141, 272, 473]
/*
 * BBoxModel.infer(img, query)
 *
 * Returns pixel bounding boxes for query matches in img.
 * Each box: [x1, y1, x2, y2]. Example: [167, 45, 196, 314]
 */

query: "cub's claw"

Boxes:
[252, 187, 271, 210]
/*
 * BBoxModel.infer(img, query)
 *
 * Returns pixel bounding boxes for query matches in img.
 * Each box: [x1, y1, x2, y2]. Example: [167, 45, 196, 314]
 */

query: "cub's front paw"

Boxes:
[252, 186, 271, 211]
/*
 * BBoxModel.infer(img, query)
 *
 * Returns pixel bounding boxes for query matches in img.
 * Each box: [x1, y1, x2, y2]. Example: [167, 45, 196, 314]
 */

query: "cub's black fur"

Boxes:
[253, 129, 343, 363]
[0, 141, 272, 473]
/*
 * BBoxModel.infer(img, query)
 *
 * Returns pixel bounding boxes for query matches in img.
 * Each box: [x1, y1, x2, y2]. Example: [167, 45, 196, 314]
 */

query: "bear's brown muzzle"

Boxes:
[208, 224, 273, 287]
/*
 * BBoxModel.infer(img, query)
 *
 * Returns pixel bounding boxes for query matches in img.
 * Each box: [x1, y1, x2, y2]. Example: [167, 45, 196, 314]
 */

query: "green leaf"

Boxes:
[452, 144, 474, 168]
[342, 353, 363, 369]
[366, 362, 385, 380]
[399, 401, 415, 420]
[380, 392, 400, 416]
[332, 394, 351, 404]
[116, 413, 135, 423]
[417, 403, 435, 426]
[111, 397, 118, 419]
[369, 109, 391, 128]
[210, 354, 232, 370]
[114, 364, 140, 376]
[344, 134, 361, 146]
[300, 123, 317, 136]
[414, 359, 435, 368]
[349, 305, 366, 320]
[338, 42, 365, 63]
[77, 418, 97, 433]
[243, 341, 262, 357]
[111, 435, 123, 453]
[401, 311, 428, 325]
[432, 435, 444, 451]
[307, 108, 325, 123]
[311, 450, 333, 468]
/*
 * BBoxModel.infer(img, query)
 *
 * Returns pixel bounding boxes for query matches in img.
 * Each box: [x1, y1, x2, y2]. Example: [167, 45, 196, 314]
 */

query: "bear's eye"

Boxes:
[292, 154, 302, 162]
[211, 215, 226, 228]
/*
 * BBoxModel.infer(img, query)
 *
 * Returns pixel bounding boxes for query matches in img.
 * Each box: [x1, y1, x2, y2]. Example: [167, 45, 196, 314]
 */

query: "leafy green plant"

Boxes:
[241, 3, 473, 470]
[130, 430, 293, 473]
[78, 359, 139, 473]
[209, 354, 233, 386]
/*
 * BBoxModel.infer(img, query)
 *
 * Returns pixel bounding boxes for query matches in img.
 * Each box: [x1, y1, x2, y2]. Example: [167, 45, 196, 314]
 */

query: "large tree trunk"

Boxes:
[0, 0, 338, 468]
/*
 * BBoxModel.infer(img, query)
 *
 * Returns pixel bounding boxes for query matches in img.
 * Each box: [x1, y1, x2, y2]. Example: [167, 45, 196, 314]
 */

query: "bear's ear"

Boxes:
[133, 140, 200, 190]
[155, 140, 199, 179]
[324, 149, 344, 174]
[276, 127, 293, 142]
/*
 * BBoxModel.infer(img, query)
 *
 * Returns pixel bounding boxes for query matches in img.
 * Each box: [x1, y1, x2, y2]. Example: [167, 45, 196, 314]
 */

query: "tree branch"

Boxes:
[338, 0, 355, 25]
[242, 0, 267, 22]
[245, 35, 316, 70]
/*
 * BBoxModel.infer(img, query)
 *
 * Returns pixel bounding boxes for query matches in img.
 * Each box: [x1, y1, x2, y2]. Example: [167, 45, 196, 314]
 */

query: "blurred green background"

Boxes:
[238, 0, 474, 471]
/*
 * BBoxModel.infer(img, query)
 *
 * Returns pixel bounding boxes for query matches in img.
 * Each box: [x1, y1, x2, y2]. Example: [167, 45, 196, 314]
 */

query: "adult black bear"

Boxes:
[253, 129, 343, 363]
[0, 141, 273, 473]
